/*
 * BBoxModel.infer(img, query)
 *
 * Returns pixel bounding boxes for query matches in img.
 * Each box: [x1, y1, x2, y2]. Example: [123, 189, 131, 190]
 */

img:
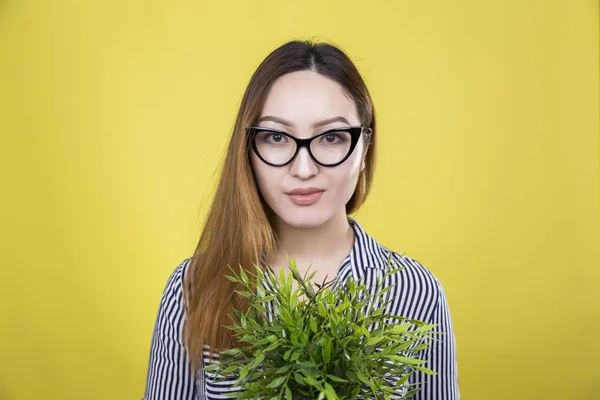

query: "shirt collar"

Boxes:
[346, 216, 389, 272]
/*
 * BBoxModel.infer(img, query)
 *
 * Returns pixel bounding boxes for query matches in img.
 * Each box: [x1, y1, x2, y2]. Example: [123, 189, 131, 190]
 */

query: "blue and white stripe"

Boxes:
[142, 216, 459, 399]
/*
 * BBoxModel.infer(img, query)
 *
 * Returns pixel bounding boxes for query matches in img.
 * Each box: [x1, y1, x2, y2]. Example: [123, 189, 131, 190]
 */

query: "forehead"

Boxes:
[260, 70, 360, 127]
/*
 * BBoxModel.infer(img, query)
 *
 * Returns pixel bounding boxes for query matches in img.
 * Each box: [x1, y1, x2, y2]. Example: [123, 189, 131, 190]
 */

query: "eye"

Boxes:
[265, 133, 287, 144]
[320, 133, 348, 144]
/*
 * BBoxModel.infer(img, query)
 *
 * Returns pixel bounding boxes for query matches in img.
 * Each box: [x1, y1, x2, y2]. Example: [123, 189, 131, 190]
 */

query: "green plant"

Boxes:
[202, 253, 441, 400]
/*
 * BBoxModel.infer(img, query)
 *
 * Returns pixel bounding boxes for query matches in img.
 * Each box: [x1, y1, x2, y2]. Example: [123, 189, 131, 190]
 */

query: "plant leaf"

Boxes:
[323, 382, 338, 400]
[266, 376, 286, 389]
[413, 365, 437, 375]
[326, 374, 348, 383]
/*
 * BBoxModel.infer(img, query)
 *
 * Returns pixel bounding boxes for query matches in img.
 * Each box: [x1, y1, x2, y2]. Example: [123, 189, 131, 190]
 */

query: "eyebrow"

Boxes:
[256, 115, 351, 129]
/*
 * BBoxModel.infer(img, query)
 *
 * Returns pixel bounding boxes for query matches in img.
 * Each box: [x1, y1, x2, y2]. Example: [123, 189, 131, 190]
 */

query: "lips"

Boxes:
[286, 187, 325, 195]
[287, 190, 324, 206]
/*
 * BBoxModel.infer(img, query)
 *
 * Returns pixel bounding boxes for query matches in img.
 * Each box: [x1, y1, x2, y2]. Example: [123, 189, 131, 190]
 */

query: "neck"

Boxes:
[271, 211, 354, 267]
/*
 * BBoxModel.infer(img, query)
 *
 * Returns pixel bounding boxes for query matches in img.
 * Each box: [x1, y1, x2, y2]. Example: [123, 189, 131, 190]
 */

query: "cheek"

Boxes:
[327, 156, 362, 194]
[327, 150, 364, 197]
[345, 147, 364, 176]
[347, 155, 362, 176]
[250, 154, 278, 197]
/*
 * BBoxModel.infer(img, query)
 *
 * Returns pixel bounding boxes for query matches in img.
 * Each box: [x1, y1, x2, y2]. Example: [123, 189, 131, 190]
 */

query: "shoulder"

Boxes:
[349, 217, 443, 315]
[381, 247, 442, 291]
[376, 246, 444, 323]
[159, 257, 193, 304]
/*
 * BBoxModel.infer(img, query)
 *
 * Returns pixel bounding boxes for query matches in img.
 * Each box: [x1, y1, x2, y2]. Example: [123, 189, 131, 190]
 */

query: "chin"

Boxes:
[278, 210, 329, 229]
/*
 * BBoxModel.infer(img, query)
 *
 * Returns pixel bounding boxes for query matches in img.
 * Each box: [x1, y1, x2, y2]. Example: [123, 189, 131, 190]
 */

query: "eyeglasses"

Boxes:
[246, 125, 372, 167]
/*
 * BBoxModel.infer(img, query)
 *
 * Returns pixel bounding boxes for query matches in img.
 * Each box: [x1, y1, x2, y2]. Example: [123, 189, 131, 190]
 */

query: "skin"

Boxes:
[249, 69, 369, 287]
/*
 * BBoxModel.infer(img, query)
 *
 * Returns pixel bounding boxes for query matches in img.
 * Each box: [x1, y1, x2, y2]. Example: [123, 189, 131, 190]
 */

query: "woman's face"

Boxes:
[249, 69, 368, 229]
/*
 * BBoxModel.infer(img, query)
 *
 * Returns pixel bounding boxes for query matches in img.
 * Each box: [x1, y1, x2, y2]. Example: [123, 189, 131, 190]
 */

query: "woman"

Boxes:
[142, 39, 459, 400]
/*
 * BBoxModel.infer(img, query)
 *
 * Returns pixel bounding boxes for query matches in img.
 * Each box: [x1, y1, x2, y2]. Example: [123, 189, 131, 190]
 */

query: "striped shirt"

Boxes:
[142, 216, 459, 399]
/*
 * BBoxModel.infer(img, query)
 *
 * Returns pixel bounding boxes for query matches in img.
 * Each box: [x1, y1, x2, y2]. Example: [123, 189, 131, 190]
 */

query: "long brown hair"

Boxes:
[182, 39, 378, 375]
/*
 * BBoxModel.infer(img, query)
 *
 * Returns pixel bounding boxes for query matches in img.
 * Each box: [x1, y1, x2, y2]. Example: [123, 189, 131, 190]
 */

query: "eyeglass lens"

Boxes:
[254, 130, 352, 165]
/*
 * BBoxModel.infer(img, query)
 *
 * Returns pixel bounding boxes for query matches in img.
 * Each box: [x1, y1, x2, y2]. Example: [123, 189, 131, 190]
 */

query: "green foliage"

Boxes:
[202, 253, 441, 400]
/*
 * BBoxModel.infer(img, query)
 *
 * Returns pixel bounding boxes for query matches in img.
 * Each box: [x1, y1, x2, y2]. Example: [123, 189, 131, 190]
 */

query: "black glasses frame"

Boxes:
[245, 125, 372, 167]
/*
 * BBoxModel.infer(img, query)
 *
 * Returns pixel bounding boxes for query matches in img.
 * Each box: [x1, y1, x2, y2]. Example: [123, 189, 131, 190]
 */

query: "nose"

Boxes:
[289, 146, 318, 179]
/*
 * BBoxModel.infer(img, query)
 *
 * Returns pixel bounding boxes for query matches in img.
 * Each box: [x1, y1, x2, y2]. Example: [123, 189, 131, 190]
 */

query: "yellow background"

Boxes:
[1, 1, 598, 399]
